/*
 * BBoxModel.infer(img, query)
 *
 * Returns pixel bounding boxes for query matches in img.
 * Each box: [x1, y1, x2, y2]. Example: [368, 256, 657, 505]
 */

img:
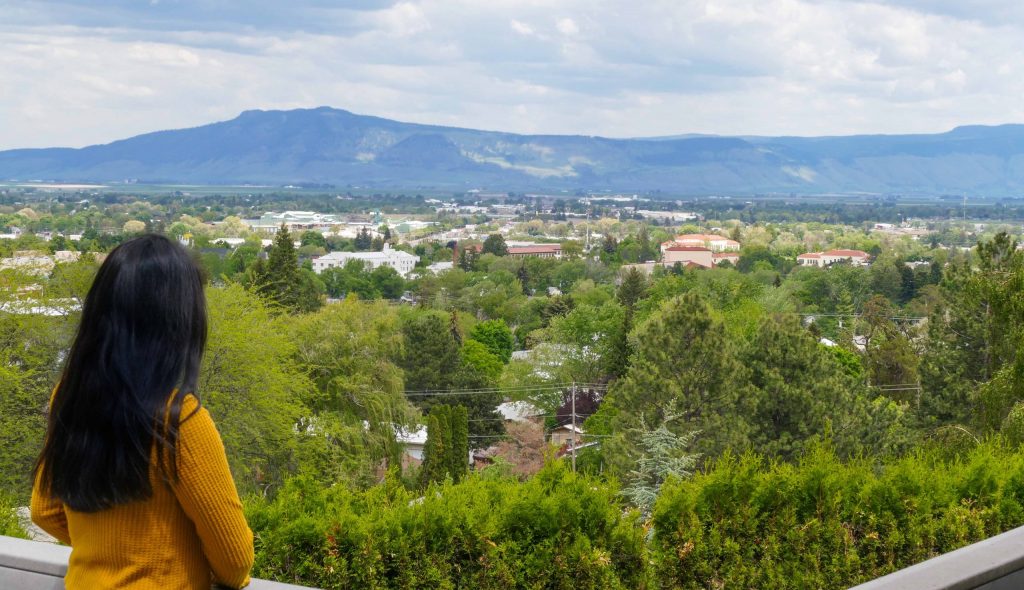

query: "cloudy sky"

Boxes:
[2, 0, 1024, 149]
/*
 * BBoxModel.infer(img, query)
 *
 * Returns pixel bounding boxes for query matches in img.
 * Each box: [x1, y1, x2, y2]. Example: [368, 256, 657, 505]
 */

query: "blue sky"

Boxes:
[2, 0, 1023, 149]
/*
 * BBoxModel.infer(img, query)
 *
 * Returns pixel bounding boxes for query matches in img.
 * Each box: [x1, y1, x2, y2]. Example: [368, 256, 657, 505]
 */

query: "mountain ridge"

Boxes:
[3, 107, 1024, 195]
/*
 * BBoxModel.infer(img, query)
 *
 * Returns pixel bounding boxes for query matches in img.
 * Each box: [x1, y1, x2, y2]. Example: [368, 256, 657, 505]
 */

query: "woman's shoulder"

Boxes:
[181, 392, 201, 413]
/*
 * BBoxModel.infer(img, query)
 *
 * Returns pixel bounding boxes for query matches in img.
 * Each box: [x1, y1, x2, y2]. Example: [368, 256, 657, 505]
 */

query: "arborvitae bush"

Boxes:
[0, 492, 26, 538]
[247, 461, 647, 589]
[246, 440, 1024, 589]
[651, 440, 1024, 589]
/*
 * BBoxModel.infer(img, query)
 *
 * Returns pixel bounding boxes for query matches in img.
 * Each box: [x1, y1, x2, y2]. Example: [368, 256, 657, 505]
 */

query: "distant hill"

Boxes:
[3, 107, 1024, 195]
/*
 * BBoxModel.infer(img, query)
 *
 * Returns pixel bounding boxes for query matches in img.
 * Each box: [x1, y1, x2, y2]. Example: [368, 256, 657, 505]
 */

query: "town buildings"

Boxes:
[246, 211, 346, 234]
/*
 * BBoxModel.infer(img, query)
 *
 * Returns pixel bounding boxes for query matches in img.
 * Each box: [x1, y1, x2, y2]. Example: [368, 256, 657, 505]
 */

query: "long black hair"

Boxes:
[36, 234, 207, 512]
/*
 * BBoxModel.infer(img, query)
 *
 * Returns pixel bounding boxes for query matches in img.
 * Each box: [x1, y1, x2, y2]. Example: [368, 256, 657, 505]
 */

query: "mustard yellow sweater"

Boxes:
[31, 395, 255, 589]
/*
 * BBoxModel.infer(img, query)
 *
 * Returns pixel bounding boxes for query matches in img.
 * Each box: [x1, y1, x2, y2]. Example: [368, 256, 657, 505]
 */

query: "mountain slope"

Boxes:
[3, 107, 1024, 195]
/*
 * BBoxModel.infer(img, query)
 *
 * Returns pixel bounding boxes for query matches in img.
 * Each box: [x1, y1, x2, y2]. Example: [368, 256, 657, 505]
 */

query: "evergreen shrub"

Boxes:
[651, 440, 1024, 589]
[247, 461, 647, 589]
[247, 440, 1024, 589]
[0, 492, 26, 538]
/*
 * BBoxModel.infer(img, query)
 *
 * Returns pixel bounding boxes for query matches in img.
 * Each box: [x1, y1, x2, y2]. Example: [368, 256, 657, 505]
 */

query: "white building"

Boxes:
[311, 244, 420, 277]
[797, 249, 871, 267]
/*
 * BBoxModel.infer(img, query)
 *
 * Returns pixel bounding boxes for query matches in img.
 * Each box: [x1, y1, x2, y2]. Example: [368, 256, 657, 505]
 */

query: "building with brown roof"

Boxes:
[508, 244, 562, 259]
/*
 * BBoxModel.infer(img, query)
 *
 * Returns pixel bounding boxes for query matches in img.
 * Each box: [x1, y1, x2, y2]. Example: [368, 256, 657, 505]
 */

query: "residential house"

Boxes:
[0, 226, 23, 240]
[395, 425, 428, 465]
[550, 424, 584, 448]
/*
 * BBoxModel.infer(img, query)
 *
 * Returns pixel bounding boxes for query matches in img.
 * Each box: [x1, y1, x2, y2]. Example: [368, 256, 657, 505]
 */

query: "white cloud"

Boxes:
[510, 19, 535, 36]
[2, 0, 1024, 149]
[556, 17, 579, 35]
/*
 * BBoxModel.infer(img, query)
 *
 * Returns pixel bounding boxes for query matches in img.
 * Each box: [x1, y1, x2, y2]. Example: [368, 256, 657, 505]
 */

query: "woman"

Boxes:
[31, 234, 254, 589]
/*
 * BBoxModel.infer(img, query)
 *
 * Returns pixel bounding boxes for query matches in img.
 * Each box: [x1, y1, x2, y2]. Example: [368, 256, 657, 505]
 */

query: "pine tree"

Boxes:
[402, 313, 461, 396]
[604, 307, 633, 380]
[600, 292, 750, 472]
[267, 225, 298, 281]
[355, 227, 372, 250]
[250, 225, 323, 313]
[898, 264, 916, 304]
[617, 267, 648, 309]
[457, 245, 479, 271]
[517, 264, 531, 295]
[637, 226, 654, 263]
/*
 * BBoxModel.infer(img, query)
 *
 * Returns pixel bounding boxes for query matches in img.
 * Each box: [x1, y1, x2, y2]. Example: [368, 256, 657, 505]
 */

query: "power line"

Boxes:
[798, 312, 927, 322]
[404, 382, 606, 394]
[404, 384, 608, 397]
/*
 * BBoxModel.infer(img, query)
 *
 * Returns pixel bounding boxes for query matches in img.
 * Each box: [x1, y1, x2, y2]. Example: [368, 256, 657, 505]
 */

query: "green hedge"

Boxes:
[248, 441, 1024, 589]
[0, 492, 26, 539]
[246, 462, 647, 589]
[651, 441, 1024, 589]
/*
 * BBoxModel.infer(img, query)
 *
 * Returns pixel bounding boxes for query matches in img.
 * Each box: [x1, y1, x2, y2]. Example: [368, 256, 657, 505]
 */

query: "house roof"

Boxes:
[675, 233, 734, 242]
[824, 249, 870, 257]
[797, 253, 822, 259]
[664, 246, 712, 252]
[553, 424, 584, 434]
[508, 245, 561, 254]
[712, 252, 739, 259]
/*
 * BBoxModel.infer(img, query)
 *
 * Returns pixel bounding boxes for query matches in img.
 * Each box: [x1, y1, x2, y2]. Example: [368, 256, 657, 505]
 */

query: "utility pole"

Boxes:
[585, 207, 591, 253]
[571, 381, 577, 473]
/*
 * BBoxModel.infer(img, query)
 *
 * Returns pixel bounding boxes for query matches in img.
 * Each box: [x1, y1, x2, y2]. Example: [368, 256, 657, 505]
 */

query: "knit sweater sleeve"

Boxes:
[172, 397, 255, 589]
[30, 467, 71, 545]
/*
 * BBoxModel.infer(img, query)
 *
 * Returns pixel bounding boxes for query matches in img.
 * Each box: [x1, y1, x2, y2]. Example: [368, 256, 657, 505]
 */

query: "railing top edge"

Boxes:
[850, 525, 1024, 590]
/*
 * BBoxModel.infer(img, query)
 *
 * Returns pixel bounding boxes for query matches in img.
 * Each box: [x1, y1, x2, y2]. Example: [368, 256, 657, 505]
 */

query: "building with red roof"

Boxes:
[797, 249, 871, 267]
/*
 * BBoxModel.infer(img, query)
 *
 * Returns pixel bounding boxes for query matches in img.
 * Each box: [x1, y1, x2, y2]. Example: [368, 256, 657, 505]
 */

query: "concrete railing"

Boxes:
[849, 525, 1024, 590]
[0, 535, 314, 589]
